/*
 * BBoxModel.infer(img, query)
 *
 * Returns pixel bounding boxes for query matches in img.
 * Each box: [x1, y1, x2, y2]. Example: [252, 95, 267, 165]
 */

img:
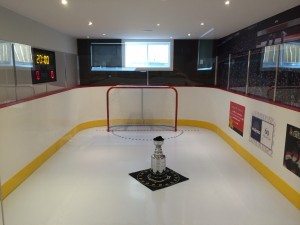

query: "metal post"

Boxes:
[246, 50, 251, 94]
[214, 56, 218, 86]
[141, 88, 144, 124]
[147, 71, 149, 86]
[273, 45, 280, 102]
[11, 44, 18, 101]
[227, 54, 231, 90]
[106, 87, 111, 131]
[64, 53, 68, 88]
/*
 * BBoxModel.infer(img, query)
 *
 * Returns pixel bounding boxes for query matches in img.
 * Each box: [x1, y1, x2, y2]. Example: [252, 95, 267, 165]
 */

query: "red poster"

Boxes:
[229, 102, 245, 136]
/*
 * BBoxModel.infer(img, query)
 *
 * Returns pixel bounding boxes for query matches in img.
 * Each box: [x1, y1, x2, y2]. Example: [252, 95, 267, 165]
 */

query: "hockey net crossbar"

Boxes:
[106, 86, 178, 132]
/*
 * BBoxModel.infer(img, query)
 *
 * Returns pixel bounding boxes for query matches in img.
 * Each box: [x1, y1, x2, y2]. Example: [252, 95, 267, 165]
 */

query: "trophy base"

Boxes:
[129, 167, 189, 191]
[148, 170, 170, 183]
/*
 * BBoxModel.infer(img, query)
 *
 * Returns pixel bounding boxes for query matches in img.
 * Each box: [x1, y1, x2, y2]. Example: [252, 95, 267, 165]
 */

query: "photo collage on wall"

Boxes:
[249, 112, 275, 156]
[228, 102, 300, 179]
[229, 101, 245, 136]
[283, 124, 300, 177]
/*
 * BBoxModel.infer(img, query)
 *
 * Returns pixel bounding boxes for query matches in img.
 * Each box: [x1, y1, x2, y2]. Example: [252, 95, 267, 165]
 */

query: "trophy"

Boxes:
[129, 135, 188, 190]
[151, 136, 166, 175]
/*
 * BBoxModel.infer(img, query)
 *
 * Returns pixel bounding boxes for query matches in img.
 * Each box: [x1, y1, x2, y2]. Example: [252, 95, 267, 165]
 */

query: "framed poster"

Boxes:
[283, 124, 300, 177]
[249, 112, 275, 156]
[229, 102, 245, 136]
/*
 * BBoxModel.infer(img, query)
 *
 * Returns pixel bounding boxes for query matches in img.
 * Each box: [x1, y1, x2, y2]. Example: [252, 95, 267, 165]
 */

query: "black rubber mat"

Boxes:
[129, 167, 189, 191]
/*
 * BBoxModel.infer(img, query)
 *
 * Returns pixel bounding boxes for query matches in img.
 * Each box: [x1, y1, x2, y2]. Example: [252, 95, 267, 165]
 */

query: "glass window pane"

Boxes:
[276, 42, 300, 108]
[217, 56, 229, 88]
[125, 43, 147, 67]
[229, 51, 249, 93]
[14, 44, 35, 100]
[124, 40, 172, 70]
[0, 40, 16, 104]
[13, 43, 32, 66]
[280, 42, 300, 69]
[0, 41, 12, 65]
[248, 46, 278, 100]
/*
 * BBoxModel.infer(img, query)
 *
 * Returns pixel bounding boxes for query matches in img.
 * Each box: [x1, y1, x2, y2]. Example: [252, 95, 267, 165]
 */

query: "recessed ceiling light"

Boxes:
[188, 33, 191, 37]
[157, 23, 160, 27]
[201, 22, 204, 26]
[225, 1, 230, 5]
[61, 0, 68, 5]
[170, 36, 173, 39]
[88, 21, 93, 26]
[102, 33, 106, 36]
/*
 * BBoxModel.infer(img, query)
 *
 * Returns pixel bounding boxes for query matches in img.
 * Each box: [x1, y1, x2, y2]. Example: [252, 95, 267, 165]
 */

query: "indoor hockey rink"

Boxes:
[1, 2, 300, 225]
[2, 125, 300, 225]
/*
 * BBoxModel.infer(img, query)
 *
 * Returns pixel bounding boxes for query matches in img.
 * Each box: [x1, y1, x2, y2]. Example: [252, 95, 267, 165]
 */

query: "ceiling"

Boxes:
[0, 0, 299, 40]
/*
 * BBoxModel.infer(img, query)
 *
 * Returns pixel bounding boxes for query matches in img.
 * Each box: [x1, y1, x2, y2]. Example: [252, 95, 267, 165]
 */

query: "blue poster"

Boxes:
[251, 116, 262, 142]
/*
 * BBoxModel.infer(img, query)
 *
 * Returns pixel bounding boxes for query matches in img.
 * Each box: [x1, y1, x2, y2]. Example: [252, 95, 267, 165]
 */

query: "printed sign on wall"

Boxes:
[249, 112, 275, 156]
[283, 124, 300, 178]
[229, 101, 245, 136]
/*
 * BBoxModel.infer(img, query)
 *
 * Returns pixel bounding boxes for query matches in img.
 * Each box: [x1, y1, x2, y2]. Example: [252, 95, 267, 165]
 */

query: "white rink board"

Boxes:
[0, 182, 3, 225]
[0, 87, 299, 194]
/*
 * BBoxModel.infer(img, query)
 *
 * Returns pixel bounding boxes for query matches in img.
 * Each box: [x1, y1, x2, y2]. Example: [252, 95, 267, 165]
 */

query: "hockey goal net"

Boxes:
[106, 86, 178, 131]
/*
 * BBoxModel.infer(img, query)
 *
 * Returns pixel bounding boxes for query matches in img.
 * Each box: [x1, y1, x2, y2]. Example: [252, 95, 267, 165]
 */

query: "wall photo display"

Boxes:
[249, 112, 275, 156]
[283, 124, 300, 177]
[229, 101, 245, 136]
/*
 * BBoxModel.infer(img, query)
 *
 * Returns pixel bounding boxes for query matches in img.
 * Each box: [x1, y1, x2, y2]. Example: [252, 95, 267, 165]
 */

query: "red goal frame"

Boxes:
[106, 86, 178, 132]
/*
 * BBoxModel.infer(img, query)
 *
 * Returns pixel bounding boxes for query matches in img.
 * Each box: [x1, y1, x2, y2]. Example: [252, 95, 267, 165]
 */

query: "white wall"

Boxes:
[177, 87, 300, 193]
[0, 87, 107, 182]
[0, 6, 79, 104]
[0, 6, 77, 54]
[0, 179, 3, 225]
[0, 196, 3, 225]
[0, 87, 299, 194]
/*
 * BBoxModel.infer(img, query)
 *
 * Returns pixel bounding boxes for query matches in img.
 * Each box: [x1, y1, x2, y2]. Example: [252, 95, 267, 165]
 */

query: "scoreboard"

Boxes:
[31, 48, 56, 84]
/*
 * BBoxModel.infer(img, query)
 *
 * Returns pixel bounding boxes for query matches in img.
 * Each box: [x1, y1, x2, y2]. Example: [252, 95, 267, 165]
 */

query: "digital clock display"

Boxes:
[31, 48, 56, 84]
[36, 54, 50, 65]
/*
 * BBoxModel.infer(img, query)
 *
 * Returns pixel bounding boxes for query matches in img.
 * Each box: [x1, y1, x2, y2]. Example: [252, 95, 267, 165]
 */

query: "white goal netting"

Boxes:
[106, 86, 178, 132]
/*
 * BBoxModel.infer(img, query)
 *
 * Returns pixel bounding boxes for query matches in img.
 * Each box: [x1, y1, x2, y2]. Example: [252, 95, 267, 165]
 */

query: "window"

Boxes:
[124, 40, 172, 70]
[13, 43, 32, 67]
[91, 42, 122, 69]
[0, 41, 12, 66]
[91, 40, 173, 71]
[261, 42, 300, 69]
[261, 45, 279, 69]
[281, 42, 300, 69]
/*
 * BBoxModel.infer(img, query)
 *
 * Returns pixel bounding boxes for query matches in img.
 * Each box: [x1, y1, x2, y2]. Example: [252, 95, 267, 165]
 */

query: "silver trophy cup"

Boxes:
[151, 136, 166, 174]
